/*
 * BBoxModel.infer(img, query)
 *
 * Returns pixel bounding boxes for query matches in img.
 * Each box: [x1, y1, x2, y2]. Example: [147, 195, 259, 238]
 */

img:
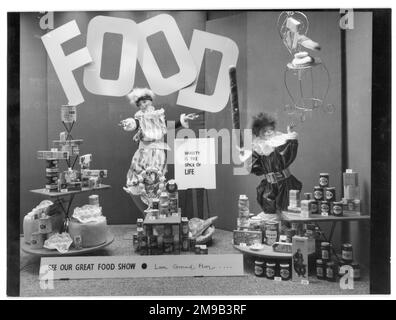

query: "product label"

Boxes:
[280, 269, 290, 279]
[326, 267, 333, 279]
[326, 191, 334, 200]
[321, 250, 329, 260]
[266, 268, 275, 278]
[314, 191, 323, 199]
[321, 204, 330, 212]
[265, 230, 278, 246]
[254, 266, 263, 276]
[319, 177, 328, 186]
[333, 205, 342, 215]
[310, 203, 318, 213]
[342, 251, 353, 261]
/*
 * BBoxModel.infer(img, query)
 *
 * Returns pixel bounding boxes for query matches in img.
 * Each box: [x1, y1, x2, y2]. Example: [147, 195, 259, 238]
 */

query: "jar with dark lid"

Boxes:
[332, 201, 344, 217]
[320, 201, 330, 215]
[265, 262, 276, 280]
[316, 259, 325, 280]
[325, 187, 336, 202]
[313, 186, 324, 201]
[325, 261, 337, 282]
[351, 262, 361, 280]
[341, 243, 353, 262]
[320, 242, 331, 261]
[254, 261, 265, 277]
[279, 263, 291, 281]
[319, 173, 329, 187]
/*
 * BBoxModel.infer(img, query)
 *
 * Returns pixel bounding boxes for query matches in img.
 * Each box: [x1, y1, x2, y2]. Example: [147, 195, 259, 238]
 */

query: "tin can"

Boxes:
[313, 186, 324, 201]
[303, 193, 313, 200]
[181, 217, 189, 236]
[169, 197, 178, 214]
[195, 245, 201, 254]
[254, 261, 265, 277]
[325, 187, 336, 202]
[152, 198, 160, 210]
[265, 262, 276, 280]
[319, 173, 329, 188]
[200, 245, 208, 255]
[325, 261, 337, 282]
[320, 201, 330, 215]
[73, 235, 82, 249]
[38, 217, 52, 234]
[30, 232, 44, 249]
[264, 221, 279, 246]
[341, 243, 353, 262]
[310, 201, 319, 214]
[136, 218, 144, 228]
[279, 263, 291, 281]
[351, 262, 361, 280]
[320, 242, 331, 261]
[181, 237, 190, 251]
[140, 235, 148, 248]
[61, 105, 77, 123]
[316, 259, 325, 280]
[89, 195, 99, 206]
[332, 201, 343, 217]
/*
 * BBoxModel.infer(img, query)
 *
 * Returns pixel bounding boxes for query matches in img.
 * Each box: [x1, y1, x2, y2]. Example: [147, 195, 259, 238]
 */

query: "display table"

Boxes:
[19, 225, 369, 296]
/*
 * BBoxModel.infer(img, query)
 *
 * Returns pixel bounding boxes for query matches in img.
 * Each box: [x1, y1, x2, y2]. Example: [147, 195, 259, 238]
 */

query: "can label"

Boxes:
[319, 176, 329, 187]
[254, 266, 264, 276]
[266, 267, 275, 278]
[321, 202, 330, 213]
[314, 190, 323, 200]
[264, 222, 279, 246]
[333, 204, 343, 216]
[280, 269, 290, 279]
[342, 251, 353, 261]
[321, 250, 329, 260]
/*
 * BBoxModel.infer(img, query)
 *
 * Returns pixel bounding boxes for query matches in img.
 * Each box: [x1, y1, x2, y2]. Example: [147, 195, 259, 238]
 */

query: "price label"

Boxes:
[274, 277, 282, 282]
[301, 279, 310, 285]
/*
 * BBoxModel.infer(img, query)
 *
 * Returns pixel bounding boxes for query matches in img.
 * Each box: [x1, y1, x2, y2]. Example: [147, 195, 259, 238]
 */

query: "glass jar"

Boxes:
[254, 261, 265, 277]
[279, 263, 291, 281]
[316, 259, 325, 280]
[265, 262, 276, 280]
[320, 242, 331, 261]
[325, 261, 337, 282]
[341, 243, 353, 262]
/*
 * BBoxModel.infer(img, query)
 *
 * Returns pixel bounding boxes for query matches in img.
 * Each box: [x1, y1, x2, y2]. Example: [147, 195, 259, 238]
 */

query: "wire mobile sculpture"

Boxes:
[277, 11, 335, 122]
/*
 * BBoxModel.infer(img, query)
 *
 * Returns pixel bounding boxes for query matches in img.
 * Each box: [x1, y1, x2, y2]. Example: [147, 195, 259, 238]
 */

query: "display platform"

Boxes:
[30, 185, 111, 197]
[21, 232, 114, 257]
[19, 225, 370, 296]
[281, 211, 370, 222]
[233, 244, 291, 259]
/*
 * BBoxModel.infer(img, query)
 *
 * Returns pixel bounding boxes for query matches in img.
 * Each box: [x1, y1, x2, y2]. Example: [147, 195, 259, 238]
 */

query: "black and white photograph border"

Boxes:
[4, 0, 392, 299]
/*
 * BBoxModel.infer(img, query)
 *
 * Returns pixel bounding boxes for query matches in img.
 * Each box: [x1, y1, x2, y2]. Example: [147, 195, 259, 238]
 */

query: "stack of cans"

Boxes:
[237, 195, 250, 230]
[45, 159, 59, 192]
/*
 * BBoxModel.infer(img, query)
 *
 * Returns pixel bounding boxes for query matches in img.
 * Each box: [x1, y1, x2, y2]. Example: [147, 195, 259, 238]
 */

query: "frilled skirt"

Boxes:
[256, 175, 302, 214]
[126, 148, 167, 195]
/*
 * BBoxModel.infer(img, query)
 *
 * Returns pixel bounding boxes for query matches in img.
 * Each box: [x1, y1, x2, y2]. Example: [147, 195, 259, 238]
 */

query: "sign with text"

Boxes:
[174, 138, 216, 190]
[39, 254, 244, 280]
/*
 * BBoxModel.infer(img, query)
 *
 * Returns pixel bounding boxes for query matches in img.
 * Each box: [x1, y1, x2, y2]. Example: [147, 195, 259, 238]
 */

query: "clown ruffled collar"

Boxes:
[252, 131, 298, 156]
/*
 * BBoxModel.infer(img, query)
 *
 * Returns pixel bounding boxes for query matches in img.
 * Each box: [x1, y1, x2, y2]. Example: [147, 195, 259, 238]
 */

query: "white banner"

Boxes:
[39, 254, 244, 280]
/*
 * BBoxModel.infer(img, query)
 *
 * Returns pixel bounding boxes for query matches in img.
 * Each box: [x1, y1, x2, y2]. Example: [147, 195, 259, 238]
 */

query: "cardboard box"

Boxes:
[292, 236, 315, 282]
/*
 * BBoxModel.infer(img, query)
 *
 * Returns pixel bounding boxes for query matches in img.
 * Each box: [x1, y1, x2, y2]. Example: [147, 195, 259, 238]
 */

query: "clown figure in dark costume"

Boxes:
[244, 113, 302, 217]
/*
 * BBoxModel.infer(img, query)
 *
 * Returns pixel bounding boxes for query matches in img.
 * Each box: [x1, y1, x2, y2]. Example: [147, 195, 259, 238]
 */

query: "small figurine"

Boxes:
[120, 88, 198, 206]
[244, 113, 302, 214]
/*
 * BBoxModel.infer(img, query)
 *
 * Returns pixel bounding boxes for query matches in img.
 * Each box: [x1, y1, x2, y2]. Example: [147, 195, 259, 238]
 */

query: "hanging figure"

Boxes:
[119, 88, 198, 206]
[245, 112, 302, 214]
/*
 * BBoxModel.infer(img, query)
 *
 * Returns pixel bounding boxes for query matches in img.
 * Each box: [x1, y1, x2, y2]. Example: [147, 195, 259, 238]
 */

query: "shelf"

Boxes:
[281, 211, 370, 223]
[30, 184, 111, 197]
[21, 232, 114, 256]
